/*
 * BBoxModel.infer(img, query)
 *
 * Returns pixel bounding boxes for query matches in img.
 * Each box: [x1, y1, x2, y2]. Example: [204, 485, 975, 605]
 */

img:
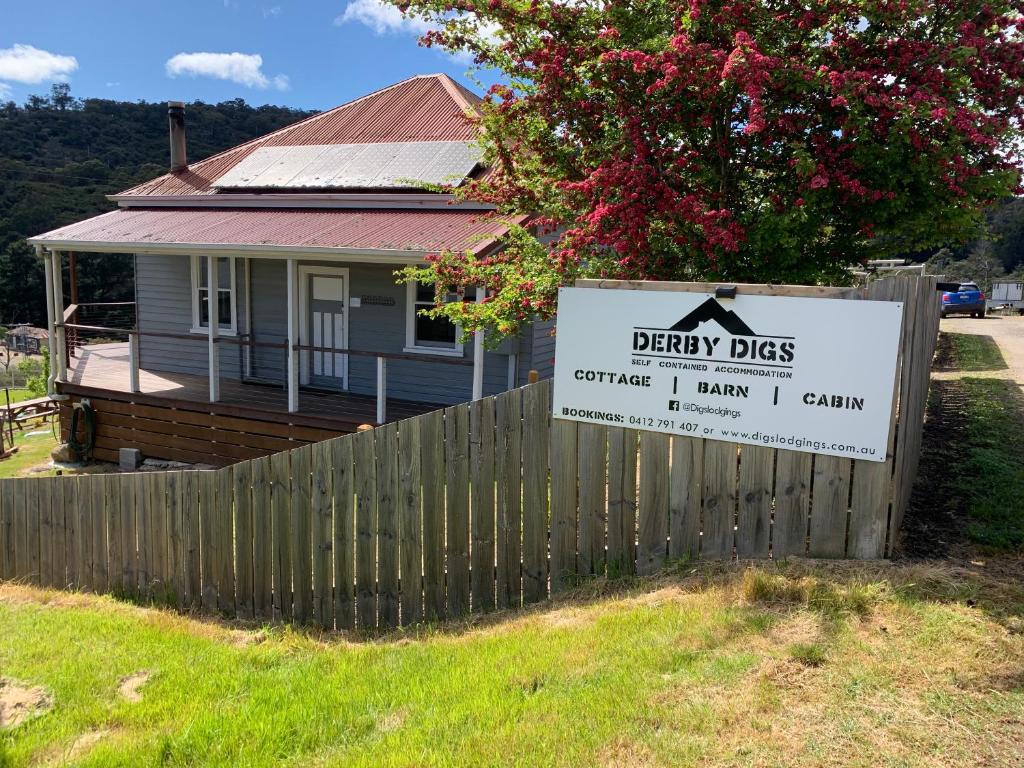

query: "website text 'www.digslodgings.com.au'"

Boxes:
[557, 407, 878, 457]
[715, 429, 877, 457]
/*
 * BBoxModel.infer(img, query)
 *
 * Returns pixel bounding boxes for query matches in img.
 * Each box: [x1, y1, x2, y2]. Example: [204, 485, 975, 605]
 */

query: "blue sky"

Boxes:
[0, 0, 499, 110]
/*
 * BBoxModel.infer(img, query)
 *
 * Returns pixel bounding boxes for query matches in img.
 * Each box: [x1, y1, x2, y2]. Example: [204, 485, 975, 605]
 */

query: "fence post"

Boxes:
[376, 356, 387, 424]
[128, 332, 141, 394]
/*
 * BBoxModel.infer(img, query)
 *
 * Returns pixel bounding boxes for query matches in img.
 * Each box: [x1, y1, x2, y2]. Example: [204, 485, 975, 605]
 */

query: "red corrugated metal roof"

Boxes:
[31, 207, 519, 255]
[120, 74, 483, 198]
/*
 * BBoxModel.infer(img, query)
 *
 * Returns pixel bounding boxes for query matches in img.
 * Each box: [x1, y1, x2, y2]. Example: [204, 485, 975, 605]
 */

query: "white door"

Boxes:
[302, 270, 348, 389]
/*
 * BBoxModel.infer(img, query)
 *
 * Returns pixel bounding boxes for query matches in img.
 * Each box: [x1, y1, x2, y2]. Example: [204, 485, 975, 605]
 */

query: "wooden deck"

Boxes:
[57, 343, 441, 466]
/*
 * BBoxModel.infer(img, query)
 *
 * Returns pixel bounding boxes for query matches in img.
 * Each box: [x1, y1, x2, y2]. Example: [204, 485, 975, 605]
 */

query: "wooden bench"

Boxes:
[3, 396, 58, 430]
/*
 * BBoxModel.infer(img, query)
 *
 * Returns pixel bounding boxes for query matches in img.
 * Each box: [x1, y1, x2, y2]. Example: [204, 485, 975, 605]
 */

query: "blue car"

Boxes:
[941, 282, 986, 318]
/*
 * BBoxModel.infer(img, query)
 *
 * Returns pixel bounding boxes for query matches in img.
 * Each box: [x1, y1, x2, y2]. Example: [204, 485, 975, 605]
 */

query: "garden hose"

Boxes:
[68, 400, 96, 462]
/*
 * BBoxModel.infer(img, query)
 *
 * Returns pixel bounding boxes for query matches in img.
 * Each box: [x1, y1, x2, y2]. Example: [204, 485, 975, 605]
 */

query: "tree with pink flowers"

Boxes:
[399, 0, 1024, 339]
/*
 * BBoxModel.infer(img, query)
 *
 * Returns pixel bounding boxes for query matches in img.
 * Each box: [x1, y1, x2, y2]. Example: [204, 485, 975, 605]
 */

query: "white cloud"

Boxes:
[165, 52, 290, 90]
[0, 82, 11, 100]
[336, 0, 500, 62]
[335, 0, 432, 35]
[263, 5, 283, 18]
[0, 44, 78, 84]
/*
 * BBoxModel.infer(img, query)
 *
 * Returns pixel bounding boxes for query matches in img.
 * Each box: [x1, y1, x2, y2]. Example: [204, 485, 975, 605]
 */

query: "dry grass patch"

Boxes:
[599, 737, 661, 768]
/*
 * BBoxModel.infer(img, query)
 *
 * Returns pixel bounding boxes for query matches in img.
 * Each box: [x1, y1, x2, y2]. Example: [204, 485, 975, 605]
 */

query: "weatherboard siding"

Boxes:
[532, 319, 556, 381]
[249, 259, 288, 381]
[136, 253, 245, 381]
[136, 256, 538, 408]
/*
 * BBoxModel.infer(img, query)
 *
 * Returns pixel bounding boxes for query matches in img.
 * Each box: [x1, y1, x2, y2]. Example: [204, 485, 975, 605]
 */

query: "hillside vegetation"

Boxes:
[0, 84, 313, 327]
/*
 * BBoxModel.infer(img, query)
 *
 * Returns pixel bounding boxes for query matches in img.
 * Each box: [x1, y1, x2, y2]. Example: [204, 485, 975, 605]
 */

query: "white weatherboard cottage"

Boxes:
[30, 75, 553, 466]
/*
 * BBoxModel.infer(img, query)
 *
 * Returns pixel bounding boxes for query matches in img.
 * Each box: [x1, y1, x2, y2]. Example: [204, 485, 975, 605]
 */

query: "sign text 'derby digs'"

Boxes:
[551, 287, 904, 461]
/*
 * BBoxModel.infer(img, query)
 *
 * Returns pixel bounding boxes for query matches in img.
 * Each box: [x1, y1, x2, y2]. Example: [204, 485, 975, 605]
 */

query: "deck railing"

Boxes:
[63, 302, 136, 361]
[57, 321, 472, 425]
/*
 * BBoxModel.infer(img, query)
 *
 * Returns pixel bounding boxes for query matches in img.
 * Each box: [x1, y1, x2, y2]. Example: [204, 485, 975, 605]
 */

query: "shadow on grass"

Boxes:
[933, 331, 1009, 372]
[61, 552, 1017, 647]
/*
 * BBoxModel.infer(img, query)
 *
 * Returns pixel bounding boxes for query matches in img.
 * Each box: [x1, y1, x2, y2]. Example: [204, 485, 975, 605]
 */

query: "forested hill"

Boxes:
[0, 84, 314, 327]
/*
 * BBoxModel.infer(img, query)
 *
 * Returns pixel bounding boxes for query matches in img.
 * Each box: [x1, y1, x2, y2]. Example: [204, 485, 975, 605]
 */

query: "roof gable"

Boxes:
[119, 74, 482, 198]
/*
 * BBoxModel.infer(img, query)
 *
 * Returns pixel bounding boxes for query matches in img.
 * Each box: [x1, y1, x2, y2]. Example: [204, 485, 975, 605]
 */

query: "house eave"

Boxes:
[26, 238, 436, 264]
[108, 192, 496, 211]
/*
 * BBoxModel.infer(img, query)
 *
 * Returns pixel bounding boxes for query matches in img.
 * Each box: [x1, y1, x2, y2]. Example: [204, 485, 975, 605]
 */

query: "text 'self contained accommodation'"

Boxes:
[30, 75, 554, 466]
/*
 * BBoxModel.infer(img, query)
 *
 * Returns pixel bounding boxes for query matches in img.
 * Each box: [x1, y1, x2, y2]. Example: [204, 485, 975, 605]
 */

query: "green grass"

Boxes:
[0, 423, 59, 479]
[1, 562, 1023, 767]
[787, 642, 828, 667]
[0, 389, 39, 406]
[947, 333, 1009, 371]
[956, 378, 1024, 550]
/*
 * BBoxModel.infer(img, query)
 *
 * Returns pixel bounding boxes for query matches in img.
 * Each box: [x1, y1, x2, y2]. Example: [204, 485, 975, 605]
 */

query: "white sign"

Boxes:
[552, 288, 903, 462]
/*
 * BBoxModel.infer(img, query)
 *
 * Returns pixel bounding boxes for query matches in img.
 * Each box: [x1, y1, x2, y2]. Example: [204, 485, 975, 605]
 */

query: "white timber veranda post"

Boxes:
[286, 258, 299, 413]
[472, 286, 485, 401]
[40, 246, 57, 395]
[50, 250, 67, 384]
[243, 256, 253, 379]
[207, 255, 220, 403]
[376, 356, 387, 424]
[128, 331, 141, 393]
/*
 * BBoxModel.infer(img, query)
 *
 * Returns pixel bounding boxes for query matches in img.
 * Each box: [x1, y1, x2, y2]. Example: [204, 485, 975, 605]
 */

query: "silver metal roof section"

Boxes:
[212, 141, 483, 190]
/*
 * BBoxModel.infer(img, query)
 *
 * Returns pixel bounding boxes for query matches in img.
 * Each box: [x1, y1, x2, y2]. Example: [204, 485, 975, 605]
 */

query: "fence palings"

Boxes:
[444, 404, 470, 617]
[494, 388, 523, 609]
[375, 424, 400, 629]
[353, 429, 377, 629]
[606, 428, 637, 576]
[290, 445, 313, 625]
[310, 442, 333, 629]
[637, 432, 669, 576]
[0, 275, 941, 631]
[419, 410, 445, 621]
[398, 418, 423, 626]
[331, 437, 355, 629]
[470, 399, 496, 613]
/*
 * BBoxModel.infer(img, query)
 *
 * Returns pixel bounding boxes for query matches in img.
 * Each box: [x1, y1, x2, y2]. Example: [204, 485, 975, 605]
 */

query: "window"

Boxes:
[190, 255, 237, 335]
[404, 281, 465, 356]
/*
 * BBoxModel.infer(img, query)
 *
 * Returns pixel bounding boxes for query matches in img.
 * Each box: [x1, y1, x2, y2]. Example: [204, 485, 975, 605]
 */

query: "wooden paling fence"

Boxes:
[0, 275, 939, 631]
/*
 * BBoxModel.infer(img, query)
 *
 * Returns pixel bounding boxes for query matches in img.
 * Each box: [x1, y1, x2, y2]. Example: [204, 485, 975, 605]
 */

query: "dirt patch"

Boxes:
[118, 672, 150, 703]
[0, 677, 53, 729]
[41, 729, 112, 766]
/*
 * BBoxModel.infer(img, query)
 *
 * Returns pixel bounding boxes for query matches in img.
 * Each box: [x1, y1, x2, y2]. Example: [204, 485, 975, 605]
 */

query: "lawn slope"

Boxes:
[1, 562, 1022, 767]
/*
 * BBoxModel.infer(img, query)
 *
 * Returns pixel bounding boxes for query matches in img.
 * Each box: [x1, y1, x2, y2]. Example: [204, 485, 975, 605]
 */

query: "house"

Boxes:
[29, 75, 554, 466]
[3, 325, 49, 355]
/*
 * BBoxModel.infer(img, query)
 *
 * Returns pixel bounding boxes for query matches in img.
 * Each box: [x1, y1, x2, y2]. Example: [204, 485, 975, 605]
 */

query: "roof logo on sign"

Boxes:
[632, 297, 796, 368]
[668, 298, 756, 336]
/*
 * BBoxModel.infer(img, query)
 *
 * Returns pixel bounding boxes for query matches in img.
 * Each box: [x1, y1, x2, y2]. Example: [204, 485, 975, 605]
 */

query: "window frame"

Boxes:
[189, 254, 238, 336]
[403, 280, 465, 357]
